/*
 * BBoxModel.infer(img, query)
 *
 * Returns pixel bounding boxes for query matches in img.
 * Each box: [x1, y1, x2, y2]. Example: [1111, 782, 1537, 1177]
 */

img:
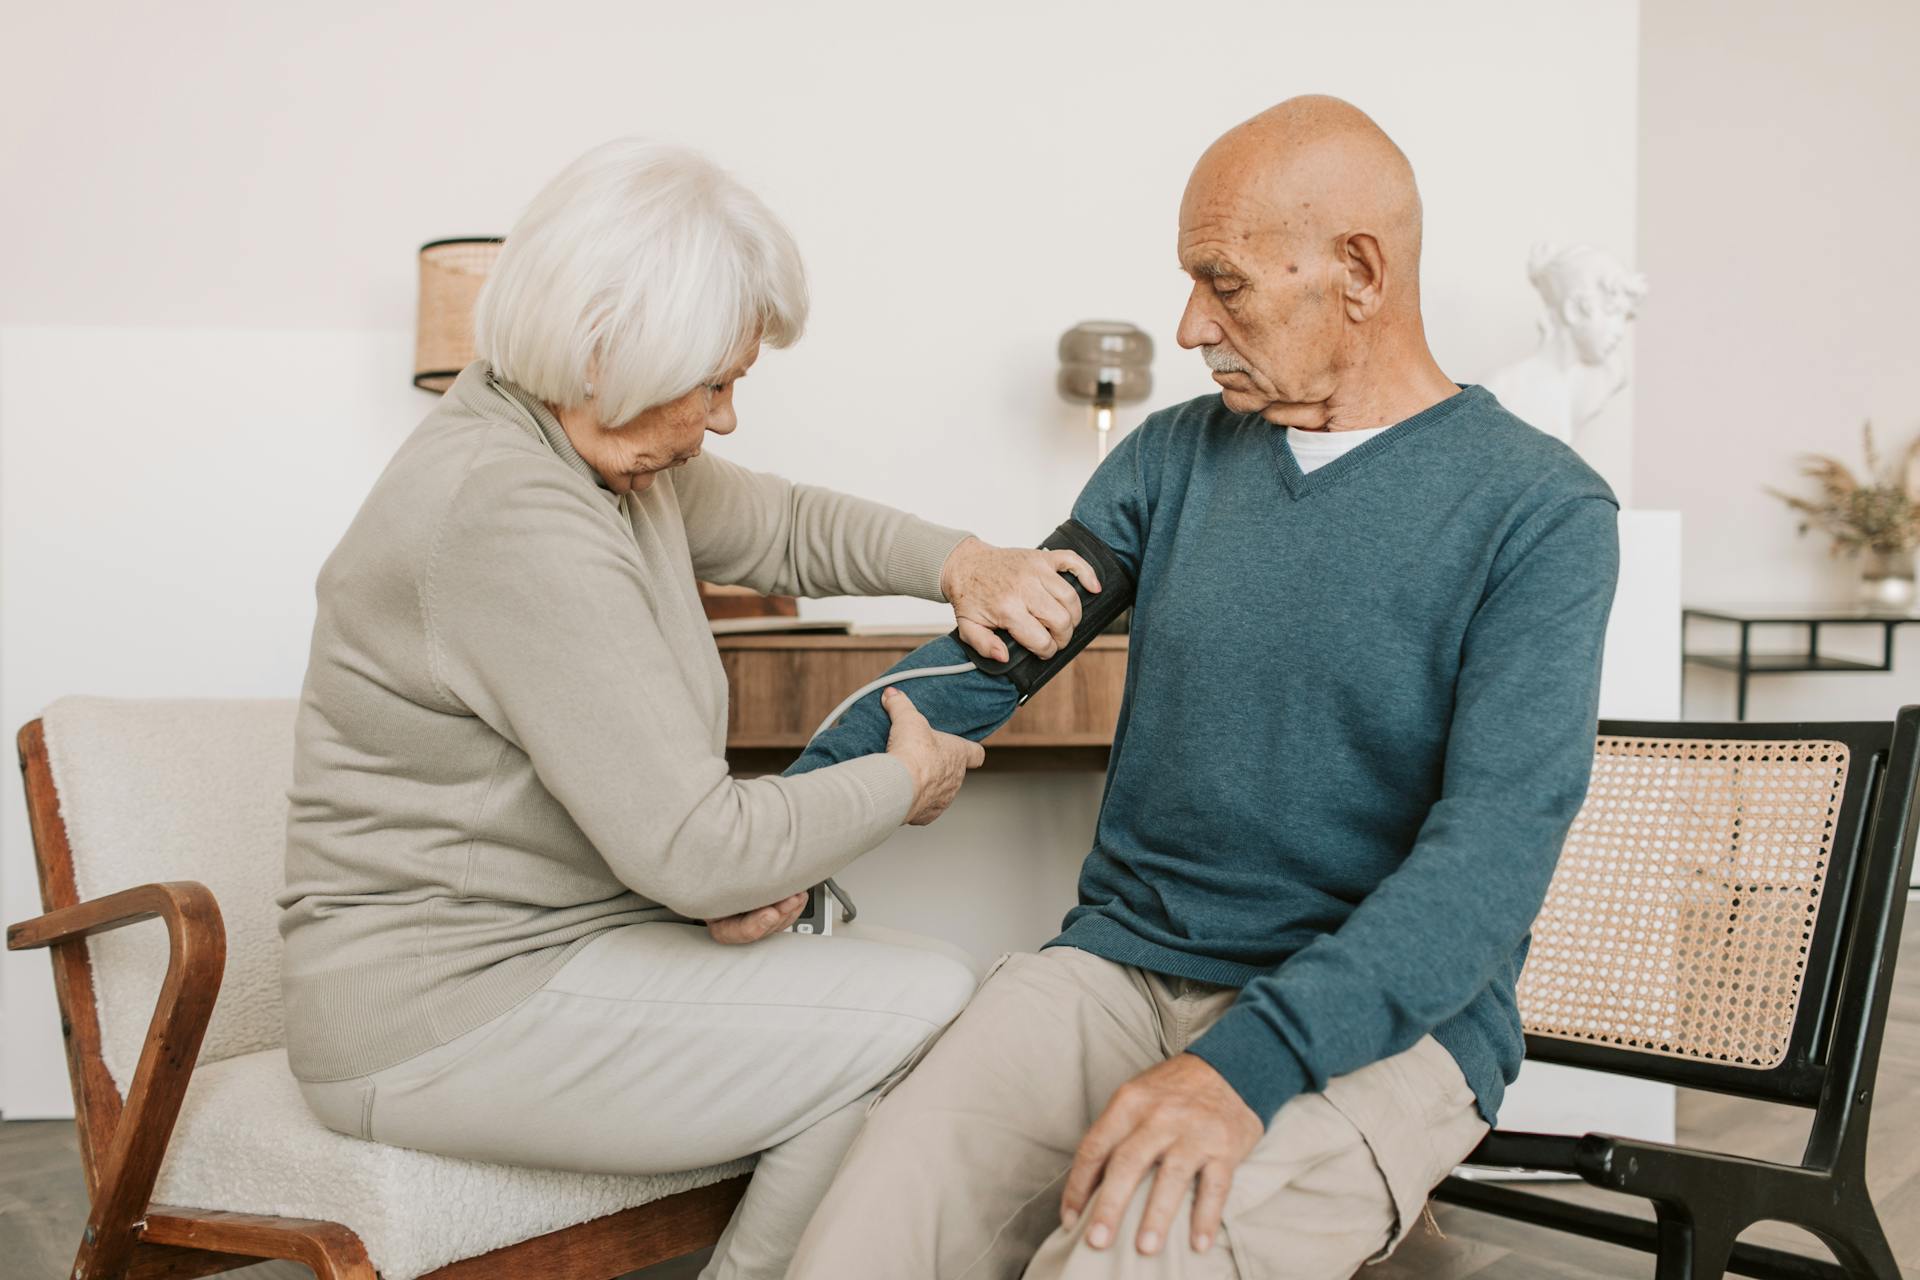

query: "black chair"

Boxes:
[1434, 708, 1918, 1280]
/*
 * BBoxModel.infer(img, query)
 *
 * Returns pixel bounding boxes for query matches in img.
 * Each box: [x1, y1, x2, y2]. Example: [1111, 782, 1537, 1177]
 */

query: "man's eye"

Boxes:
[1213, 281, 1242, 297]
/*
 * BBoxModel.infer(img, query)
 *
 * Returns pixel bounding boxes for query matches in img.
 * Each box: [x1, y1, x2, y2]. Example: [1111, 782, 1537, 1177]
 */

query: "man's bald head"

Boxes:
[1176, 96, 1446, 430]
[1189, 96, 1424, 297]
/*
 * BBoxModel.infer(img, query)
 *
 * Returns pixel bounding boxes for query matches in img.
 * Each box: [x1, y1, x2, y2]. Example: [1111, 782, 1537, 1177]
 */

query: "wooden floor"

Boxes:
[5, 924, 1916, 1278]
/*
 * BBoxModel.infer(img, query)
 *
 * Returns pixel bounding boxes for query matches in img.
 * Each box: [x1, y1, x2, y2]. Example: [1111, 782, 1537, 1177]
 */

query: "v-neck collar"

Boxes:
[1269, 384, 1483, 499]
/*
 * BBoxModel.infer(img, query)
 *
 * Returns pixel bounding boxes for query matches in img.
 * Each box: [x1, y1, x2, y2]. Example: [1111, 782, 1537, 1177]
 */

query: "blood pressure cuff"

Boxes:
[952, 519, 1134, 703]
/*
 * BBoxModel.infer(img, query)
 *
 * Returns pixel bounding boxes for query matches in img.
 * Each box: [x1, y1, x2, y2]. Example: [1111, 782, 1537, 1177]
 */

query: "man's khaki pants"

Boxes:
[788, 946, 1488, 1280]
[297, 921, 978, 1280]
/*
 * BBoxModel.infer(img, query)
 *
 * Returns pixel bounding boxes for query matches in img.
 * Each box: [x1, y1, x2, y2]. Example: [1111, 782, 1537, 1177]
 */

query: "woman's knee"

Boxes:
[880, 946, 979, 1034]
[835, 924, 981, 1028]
[918, 949, 981, 1027]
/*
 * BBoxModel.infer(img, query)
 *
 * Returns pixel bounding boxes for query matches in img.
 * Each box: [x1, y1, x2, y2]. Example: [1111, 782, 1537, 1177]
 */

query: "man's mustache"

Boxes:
[1202, 344, 1250, 374]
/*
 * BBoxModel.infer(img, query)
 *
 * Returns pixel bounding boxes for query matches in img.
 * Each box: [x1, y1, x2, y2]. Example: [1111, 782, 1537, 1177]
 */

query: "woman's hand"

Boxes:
[940, 536, 1101, 663]
[710, 691, 977, 943]
[707, 891, 808, 945]
[710, 690, 976, 942]
[883, 686, 985, 824]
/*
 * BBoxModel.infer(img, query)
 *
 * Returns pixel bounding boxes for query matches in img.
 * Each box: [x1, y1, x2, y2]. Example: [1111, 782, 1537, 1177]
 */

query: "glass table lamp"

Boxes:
[1057, 321, 1154, 462]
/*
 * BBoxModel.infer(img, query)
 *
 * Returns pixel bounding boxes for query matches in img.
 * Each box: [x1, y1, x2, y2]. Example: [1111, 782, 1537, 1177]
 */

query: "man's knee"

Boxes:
[1024, 1178, 1229, 1280]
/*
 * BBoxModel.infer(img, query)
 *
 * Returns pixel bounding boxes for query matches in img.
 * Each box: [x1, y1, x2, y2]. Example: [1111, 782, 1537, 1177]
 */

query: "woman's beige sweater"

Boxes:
[278, 362, 968, 1082]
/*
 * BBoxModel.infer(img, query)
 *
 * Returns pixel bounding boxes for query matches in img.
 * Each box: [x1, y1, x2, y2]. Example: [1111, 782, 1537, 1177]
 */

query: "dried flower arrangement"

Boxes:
[1768, 423, 1920, 557]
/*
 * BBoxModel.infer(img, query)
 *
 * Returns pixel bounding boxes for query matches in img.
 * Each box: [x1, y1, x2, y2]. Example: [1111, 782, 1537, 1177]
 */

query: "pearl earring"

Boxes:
[583, 380, 596, 400]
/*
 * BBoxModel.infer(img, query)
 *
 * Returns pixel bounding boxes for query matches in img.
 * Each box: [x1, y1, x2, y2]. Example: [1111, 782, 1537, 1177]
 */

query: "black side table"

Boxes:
[1682, 603, 1920, 720]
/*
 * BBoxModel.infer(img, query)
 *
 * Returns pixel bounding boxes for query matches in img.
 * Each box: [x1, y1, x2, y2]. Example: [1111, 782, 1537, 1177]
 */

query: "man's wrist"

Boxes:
[1185, 1008, 1311, 1128]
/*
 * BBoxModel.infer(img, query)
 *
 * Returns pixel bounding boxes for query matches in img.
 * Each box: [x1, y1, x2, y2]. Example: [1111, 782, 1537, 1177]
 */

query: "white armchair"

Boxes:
[7, 698, 749, 1280]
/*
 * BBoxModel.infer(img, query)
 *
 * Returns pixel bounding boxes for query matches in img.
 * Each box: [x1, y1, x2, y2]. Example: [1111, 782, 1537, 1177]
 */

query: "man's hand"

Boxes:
[1061, 1053, 1263, 1257]
[706, 891, 807, 944]
[940, 536, 1101, 663]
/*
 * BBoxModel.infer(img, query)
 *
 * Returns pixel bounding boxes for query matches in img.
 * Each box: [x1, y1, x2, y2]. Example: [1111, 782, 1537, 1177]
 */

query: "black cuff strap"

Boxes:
[953, 519, 1135, 703]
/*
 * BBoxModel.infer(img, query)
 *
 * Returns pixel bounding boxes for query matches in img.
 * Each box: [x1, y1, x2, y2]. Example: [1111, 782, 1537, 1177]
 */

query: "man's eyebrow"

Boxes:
[1182, 258, 1242, 280]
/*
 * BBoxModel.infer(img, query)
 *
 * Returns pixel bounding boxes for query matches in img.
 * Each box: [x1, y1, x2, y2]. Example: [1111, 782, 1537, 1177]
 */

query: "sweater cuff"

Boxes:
[1185, 1004, 1312, 1128]
[886, 520, 973, 602]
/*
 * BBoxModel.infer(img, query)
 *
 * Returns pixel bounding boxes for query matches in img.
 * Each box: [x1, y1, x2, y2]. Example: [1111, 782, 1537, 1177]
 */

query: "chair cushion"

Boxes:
[155, 1048, 753, 1280]
[42, 696, 298, 1087]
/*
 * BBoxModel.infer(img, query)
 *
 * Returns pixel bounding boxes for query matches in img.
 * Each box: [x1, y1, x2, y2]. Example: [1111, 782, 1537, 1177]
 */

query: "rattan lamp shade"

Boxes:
[413, 237, 503, 392]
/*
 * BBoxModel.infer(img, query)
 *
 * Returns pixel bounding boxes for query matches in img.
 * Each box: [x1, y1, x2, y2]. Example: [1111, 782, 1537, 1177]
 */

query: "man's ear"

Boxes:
[1339, 232, 1387, 322]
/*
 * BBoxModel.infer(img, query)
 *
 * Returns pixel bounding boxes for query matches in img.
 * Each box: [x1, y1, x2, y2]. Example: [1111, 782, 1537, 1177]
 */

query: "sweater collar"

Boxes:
[1269, 384, 1484, 499]
[446, 361, 612, 493]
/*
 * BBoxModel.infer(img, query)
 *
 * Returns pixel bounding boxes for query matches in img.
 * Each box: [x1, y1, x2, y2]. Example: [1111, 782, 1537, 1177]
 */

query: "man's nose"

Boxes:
[1176, 289, 1222, 350]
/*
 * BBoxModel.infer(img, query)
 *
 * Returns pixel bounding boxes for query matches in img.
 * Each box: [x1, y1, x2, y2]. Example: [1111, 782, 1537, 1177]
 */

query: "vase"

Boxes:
[1858, 547, 1917, 612]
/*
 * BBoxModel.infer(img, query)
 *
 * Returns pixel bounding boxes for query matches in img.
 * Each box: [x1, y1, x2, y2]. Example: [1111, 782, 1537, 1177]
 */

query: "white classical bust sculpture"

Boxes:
[1485, 243, 1649, 449]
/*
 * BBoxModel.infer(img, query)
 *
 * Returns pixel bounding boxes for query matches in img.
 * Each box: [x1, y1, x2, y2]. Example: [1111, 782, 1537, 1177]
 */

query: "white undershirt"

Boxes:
[1285, 424, 1392, 474]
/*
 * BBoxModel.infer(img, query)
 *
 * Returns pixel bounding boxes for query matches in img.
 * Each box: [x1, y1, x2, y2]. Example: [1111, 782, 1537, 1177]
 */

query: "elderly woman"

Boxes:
[278, 139, 1096, 1280]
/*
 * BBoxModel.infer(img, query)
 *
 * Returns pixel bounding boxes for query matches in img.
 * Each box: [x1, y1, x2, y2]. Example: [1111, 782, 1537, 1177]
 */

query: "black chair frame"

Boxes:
[1434, 707, 1920, 1280]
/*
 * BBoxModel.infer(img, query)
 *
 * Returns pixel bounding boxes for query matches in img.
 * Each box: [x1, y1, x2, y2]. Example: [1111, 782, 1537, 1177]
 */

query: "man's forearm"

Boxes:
[1184, 788, 1577, 1122]
[789, 421, 1152, 776]
[785, 635, 1021, 776]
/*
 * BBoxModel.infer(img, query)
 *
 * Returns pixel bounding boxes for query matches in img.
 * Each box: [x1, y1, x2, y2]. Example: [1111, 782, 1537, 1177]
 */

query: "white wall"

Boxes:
[1, 0, 1642, 1116]
[1638, 0, 1920, 724]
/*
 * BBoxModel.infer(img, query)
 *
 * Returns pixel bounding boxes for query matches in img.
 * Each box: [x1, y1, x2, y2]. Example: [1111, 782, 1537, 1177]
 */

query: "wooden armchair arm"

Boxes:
[7, 879, 221, 951]
[7, 879, 226, 1280]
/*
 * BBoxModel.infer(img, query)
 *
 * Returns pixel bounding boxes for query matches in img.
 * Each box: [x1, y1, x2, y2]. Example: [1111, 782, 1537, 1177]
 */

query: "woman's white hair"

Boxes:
[474, 139, 807, 426]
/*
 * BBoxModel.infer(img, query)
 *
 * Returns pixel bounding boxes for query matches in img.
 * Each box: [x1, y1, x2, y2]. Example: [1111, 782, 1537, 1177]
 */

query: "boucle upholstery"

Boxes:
[39, 696, 750, 1278]
[44, 697, 297, 1088]
[159, 1048, 751, 1279]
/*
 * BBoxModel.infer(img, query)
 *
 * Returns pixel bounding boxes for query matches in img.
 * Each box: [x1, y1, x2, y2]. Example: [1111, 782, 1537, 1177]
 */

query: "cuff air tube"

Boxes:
[954, 519, 1134, 703]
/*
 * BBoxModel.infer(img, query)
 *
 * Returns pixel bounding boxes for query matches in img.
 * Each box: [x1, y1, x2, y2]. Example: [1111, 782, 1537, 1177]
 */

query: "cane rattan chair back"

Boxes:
[1515, 720, 1885, 1103]
[1439, 709, 1918, 1280]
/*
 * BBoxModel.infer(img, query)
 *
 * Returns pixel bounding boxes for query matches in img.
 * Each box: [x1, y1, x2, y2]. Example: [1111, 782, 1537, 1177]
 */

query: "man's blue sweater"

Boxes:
[789, 386, 1619, 1125]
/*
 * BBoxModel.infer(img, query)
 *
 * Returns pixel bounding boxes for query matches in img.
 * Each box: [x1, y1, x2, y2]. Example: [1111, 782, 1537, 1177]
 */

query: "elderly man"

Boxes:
[783, 96, 1619, 1279]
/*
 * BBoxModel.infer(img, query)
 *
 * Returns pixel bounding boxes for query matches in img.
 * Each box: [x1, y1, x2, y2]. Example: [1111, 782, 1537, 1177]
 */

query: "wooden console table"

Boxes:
[719, 632, 1127, 774]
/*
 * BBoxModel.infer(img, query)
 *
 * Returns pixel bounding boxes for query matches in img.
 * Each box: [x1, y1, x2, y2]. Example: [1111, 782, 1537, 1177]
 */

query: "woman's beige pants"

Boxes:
[298, 920, 978, 1280]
